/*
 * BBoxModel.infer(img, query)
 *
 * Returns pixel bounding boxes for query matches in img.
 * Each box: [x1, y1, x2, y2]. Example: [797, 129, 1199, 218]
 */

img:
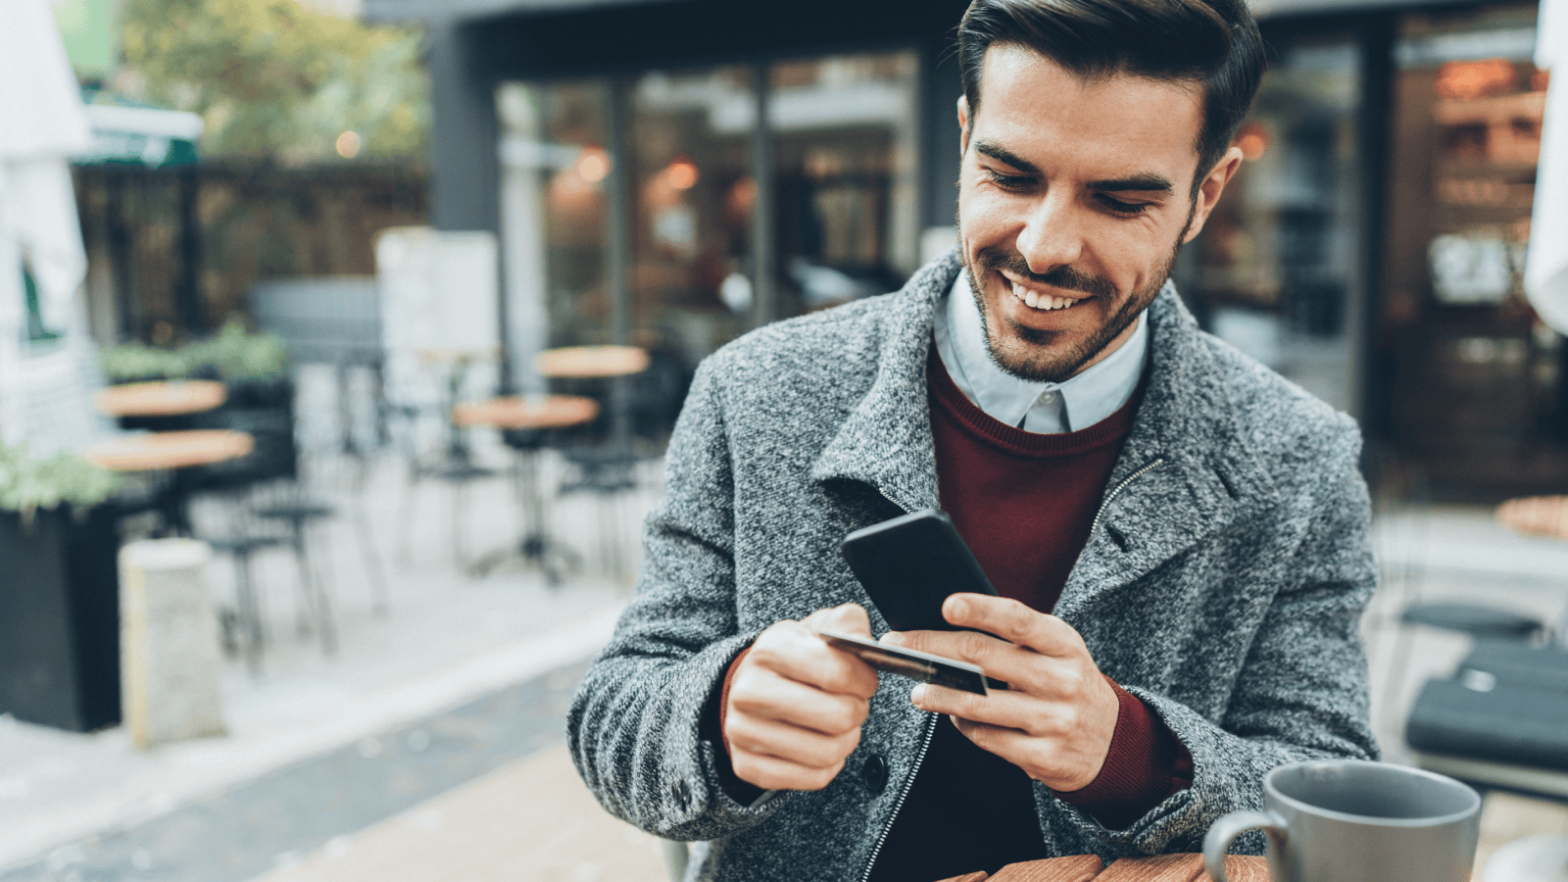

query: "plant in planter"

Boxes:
[0, 445, 125, 732]
[182, 319, 292, 405]
[99, 342, 191, 385]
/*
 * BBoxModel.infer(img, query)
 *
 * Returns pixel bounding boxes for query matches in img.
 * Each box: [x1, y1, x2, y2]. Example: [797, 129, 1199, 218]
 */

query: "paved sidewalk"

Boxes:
[250, 744, 667, 882]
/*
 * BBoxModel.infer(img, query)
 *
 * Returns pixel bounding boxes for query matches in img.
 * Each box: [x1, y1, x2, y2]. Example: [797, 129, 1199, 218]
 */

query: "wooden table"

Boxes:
[1496, 495, 1568, 541]
[85, 430, 254, 472]
[86, 430, 255, 536]
[935, 853, 1268, 882]
[452, 395, 600, 583]
[452, 394, 599, 430]
[94, 380, 227, 418]
[535, 345, 649, 379]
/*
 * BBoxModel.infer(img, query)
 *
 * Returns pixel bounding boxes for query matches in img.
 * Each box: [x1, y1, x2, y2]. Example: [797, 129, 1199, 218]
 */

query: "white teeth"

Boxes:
[1011, 280, 1083, 310]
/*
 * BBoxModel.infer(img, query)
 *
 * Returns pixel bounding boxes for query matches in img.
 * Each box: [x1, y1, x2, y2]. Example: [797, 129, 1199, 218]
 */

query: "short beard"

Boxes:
[960, 208, 1193, 384]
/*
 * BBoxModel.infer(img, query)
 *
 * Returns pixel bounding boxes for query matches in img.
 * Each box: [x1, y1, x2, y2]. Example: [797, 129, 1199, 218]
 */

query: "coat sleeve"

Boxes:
[566, 357, 792, 841]
[1045, 416, 1379, 856]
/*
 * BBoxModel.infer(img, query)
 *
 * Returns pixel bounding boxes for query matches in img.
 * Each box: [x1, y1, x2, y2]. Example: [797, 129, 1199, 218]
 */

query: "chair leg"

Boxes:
[234, 550, 264, 677]
[290, 524, 337, 657]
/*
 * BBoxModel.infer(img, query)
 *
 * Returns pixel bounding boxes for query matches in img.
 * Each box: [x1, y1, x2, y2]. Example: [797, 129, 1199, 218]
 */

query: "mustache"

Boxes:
[975, 248, 1118, 299]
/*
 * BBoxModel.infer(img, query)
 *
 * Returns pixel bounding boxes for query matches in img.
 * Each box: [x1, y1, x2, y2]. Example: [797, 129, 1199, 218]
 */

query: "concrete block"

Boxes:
[120, 539, 226, 748]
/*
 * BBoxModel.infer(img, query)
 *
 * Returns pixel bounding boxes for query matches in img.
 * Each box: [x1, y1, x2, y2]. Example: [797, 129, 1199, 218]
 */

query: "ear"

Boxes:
[957, 95, 971, 155]
[1182, 145, 1245, 244]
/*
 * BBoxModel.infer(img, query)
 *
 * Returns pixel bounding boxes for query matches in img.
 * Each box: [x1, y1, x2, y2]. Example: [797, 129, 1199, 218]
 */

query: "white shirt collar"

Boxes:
[933, 270, 1149, 433]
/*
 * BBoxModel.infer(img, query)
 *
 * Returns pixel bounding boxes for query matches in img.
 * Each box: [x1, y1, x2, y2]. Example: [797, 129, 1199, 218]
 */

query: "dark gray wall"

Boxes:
[426, 24, 501, 233]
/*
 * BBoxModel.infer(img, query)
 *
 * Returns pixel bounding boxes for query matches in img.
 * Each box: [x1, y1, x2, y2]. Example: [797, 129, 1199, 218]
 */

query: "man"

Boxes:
[569, 1, 1378, 879]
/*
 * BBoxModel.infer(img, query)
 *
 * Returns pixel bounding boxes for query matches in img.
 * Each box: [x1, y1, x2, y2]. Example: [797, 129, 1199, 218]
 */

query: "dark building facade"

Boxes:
[370, 0, 1559, 497]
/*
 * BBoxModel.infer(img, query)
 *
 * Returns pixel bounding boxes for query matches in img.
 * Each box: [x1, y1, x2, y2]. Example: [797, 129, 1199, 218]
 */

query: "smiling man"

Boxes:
[569, 2, 1379, 880]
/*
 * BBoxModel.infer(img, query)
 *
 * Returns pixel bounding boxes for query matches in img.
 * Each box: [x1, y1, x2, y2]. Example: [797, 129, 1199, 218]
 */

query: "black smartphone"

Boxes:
[840, 508, 999, 632]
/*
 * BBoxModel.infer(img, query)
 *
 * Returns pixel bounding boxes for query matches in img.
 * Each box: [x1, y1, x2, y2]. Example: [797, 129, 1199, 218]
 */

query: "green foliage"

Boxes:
[99, 342, 191, 382]
[120, 0, 429, 160]
[180, 319, 292, 381]
[100, 318, 291, 382]
[0, 444, 121, 515]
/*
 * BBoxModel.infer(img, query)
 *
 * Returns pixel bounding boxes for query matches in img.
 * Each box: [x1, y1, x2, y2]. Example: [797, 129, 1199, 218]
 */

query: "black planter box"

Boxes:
[0, 506, 122, 732]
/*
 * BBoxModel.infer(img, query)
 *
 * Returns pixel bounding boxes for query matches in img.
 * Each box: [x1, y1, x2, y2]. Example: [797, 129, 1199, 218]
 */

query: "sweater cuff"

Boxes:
[707, 644, 767, 805]
[1052, 678, 1193, 830]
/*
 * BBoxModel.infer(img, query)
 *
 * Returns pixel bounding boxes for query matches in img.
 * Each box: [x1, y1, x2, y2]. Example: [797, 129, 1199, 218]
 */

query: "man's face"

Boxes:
[956, 45, 1241, 382]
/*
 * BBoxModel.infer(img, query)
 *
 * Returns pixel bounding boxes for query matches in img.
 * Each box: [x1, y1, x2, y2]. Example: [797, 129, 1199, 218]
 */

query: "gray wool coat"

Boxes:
[567, 252, 1379, 882]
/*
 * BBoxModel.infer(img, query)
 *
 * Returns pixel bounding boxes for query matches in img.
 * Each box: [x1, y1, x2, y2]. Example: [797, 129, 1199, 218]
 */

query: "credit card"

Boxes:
[815, 629, 1004, 696]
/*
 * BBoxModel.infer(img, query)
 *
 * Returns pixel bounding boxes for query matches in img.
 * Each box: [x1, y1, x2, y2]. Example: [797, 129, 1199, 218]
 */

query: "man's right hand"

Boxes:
[723, 603, 881, 791]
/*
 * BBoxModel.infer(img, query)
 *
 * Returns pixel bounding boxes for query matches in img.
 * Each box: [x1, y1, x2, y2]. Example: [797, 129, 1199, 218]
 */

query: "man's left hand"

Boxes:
[881, 593, 1119, 792]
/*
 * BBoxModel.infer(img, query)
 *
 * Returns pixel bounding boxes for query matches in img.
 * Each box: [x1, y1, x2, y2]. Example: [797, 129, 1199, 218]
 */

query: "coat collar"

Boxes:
[810, 252, 1281, 604]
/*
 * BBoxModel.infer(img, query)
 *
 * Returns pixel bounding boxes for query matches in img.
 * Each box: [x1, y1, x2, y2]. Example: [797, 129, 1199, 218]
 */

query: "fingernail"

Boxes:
[910, 684, 926, 707]
[947, 598, 968, 620]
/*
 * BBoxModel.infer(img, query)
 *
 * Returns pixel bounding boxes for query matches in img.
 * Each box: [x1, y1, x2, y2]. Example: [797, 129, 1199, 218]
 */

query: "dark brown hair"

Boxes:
[958, 0, 1265, 195]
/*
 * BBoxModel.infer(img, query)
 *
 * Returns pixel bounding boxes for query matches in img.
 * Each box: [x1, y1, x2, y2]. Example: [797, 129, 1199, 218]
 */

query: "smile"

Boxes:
[1010, 280, 1084, 311]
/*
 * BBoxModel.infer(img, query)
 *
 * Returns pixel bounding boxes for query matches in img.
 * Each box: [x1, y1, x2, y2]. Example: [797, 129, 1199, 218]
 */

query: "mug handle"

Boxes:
[1203, 810, 1287, 882]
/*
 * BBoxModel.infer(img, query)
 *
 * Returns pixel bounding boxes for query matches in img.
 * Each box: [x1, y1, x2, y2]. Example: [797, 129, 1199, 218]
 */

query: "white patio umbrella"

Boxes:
[1525, 0, 1568, 332]
[0, 0, 93, 451]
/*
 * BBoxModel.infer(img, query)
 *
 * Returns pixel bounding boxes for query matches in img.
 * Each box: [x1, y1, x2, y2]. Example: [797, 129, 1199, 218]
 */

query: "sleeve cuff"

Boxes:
[705, 644, 770, 806]
[1052, 677, 1193, 830]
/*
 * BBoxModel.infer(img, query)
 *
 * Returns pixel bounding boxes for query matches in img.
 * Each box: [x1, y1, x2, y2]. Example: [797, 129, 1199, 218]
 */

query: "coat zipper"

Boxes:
[1089, 458, 1164, 538]
[852, 462, 1162, 880]
[859, 712, 938, 882]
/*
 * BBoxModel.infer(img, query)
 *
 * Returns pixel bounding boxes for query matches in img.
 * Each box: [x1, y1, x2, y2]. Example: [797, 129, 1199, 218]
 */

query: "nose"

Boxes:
[1014, 191, 1084, 275]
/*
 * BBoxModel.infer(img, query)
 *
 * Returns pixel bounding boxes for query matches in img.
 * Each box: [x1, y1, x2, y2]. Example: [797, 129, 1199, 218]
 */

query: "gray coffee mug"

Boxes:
[1203, 759, 1481, 882]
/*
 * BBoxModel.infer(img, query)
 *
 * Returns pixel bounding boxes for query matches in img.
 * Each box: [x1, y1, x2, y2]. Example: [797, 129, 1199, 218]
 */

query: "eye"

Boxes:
[985, 169, 1034, 191]
[1097, 194, 1151, 217]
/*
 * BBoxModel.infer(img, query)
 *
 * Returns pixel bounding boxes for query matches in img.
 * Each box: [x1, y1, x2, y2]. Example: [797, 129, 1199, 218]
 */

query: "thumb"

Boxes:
[802, 602, 872, 639]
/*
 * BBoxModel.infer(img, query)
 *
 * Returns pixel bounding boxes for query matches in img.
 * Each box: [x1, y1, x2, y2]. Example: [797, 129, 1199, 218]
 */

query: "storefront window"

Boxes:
[500, 50, 920, 390]
[1380, 2, 1554, 471]
[497, 80, 611, 378]
[769, 52, 921, 317]
[628, 65, 755, 368]
[1180, 37, 1365, 415]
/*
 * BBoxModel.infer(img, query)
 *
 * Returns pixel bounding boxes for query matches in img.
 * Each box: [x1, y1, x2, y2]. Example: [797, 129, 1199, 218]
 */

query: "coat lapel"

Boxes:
[808, 255, 1282, 613]
[1056, 288, 1281, 620]
[809, 253, 962, 514]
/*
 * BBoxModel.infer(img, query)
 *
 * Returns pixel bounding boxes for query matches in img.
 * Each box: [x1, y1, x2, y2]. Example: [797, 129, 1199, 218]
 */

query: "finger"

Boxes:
[947, 715, 1103, 791]
[801, 602, 872, 639]
[908, 682, 1070, 737]
[730, 670, 869, 736]
[725, 713, 862, 771]
[941, 594, 1081, 656]
[730, 751, 844, 792]
[883, 627, 1051, 693]
[750, 619, 879, 698]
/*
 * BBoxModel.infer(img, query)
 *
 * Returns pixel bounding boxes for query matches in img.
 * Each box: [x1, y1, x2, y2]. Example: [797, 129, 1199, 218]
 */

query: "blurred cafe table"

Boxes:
[535, 344, 650, 379]
[1495, 495, 1568, 542]
[93, 380, 227, 420]
[934, 853, 1269, 882]
[453, 394, 599, 583]
[85, 429, 255, 535]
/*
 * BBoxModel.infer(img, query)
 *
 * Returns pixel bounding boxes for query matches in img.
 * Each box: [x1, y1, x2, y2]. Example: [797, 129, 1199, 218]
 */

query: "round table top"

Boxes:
[452, 395, 599, 430]
[1496, 495, 1568, 541]
[85, 430, 254, 472]
[94, 381, 227, 417]
[535, 345, 650, 379]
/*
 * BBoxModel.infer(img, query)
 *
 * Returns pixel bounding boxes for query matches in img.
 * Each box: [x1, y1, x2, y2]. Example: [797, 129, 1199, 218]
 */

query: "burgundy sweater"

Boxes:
[716, 351, 1191, 879]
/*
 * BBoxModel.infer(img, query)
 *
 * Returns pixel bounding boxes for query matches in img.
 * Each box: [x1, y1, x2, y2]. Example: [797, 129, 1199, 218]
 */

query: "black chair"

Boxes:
[1406, 641, 1568, 802]
[190, 382, 339, 668]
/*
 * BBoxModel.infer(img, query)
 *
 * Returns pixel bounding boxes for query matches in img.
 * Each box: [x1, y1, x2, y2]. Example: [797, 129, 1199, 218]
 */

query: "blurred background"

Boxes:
[0, 0, 1566, 880]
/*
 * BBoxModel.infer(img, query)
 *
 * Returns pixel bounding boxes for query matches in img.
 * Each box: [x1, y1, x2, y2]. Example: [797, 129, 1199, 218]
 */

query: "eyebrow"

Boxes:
[973, 139, 1175, 196]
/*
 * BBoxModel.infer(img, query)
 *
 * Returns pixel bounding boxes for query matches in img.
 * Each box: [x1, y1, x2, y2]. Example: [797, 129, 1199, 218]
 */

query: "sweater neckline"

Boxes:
[928, 346, 1140, 457]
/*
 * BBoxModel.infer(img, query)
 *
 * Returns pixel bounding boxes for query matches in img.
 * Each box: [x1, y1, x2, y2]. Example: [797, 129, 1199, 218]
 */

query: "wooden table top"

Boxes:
[935, 853, 1267, 882]
[94, 381, 227, 417]
[451, 395, 600, 430]
[84, 430, 254, 472]
[535, 345, 650, 379]
[1496, 495, 1568, 542]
